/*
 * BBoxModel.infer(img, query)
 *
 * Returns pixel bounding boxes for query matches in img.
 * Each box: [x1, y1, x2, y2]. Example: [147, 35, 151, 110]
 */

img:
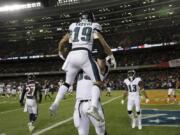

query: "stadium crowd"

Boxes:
[0, 26, 179, 58]
[106, 69, 180, 89]
[0, 45, 179, 73]
[0, 68, 179, 97]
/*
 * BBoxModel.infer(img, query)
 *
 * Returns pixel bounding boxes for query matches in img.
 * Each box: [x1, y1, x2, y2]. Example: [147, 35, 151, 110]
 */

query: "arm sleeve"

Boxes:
[19, 87, 26, 103]
[36, 84, 42, 103]
[123, 80, 128, 91]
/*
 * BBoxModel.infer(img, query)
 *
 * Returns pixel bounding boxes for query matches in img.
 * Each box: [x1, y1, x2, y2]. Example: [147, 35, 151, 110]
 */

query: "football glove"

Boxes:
[145, 98, 150, 104]
[106, 55, 117, 69]
[121, 100, 124, 105]
[58, 51, 65, 60]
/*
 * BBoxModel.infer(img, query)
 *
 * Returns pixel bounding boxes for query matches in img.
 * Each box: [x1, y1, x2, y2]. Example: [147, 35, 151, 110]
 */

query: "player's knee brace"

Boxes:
[128, 111, 132, 115]
[63, 82, 70, 89]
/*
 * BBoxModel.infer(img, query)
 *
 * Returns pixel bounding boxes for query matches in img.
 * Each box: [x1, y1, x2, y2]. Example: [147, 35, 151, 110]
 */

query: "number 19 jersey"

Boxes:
[69, 20, 102, 51]
[123, 77, 142, 99]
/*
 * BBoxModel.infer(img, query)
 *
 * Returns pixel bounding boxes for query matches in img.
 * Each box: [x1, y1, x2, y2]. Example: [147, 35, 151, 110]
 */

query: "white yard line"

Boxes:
[143, 124, 180, 127]
[33, 96, 122, 135]
[0, 98, 73, 114]
[142, 114, 167, 119]
[0, 108, 22, 114]
[0, 101, 7, 104]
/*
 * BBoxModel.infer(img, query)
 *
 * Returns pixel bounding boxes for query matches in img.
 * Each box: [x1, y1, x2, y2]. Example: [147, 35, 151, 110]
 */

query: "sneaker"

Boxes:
[28, 122, 35, 132]
[138, 124, 142, 130]
[29, 125, 35, 132]
[49, 103, 58, 116]
[27, 122, 32, 127]
[131, 118, 136, 128]
[86, 106, 104, 122]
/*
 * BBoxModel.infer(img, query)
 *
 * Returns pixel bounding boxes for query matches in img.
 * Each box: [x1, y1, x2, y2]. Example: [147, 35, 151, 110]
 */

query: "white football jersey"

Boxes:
[76, 71, 105, 99]
[69, 20, 102, 51]
[76, 72, 92, 100]
[123, 77, 142, 99]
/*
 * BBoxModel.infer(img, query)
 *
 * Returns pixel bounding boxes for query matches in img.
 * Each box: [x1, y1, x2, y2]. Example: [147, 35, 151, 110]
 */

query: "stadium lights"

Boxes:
[0, 2, 41, 12]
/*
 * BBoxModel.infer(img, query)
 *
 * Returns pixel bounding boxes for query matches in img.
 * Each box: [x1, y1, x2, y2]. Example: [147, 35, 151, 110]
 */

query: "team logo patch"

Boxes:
[142, 109, 180, 127]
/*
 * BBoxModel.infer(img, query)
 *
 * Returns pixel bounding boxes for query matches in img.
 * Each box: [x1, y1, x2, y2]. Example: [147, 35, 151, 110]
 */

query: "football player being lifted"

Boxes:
[121, 70, 149, 130]
[49, 11, 116, 121]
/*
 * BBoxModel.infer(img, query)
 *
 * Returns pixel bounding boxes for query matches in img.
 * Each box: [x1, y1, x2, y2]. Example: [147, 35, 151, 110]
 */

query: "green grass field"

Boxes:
[0, 90, 180, 135]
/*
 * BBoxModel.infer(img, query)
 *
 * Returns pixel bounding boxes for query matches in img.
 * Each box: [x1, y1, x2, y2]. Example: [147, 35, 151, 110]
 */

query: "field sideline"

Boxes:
[0, 90, 180, 135]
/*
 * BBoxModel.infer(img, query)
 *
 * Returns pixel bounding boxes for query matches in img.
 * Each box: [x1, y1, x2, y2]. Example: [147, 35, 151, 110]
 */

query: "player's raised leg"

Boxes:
[49, 63, 78, 114]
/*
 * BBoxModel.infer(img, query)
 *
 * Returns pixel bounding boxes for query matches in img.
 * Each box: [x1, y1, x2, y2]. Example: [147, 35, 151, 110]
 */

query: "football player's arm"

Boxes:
[58, 33, 69, 52]
[95, 32, 112, 55]
[58, 33, 70, 60]
[37, 84, 42, 103]
[139, 81, 149, 103]
[121, 84, 128, 104]
[94, 32, 117, 68]
[19, 87, 26, 106]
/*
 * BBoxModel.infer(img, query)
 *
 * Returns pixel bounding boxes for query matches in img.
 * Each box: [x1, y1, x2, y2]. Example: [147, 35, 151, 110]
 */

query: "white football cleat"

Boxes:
[29, 125, 35, 132]
[138, 124, 142, 130]
[131, 118, 136, 128]
[49, 103, 58, 116]
[86, 106, 104, 122]
[28, 122, 35, 132]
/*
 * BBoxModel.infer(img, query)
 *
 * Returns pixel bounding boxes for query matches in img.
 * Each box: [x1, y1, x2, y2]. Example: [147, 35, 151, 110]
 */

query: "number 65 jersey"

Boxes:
[123, 77, 142, 99]
[69, 20, 102, 51]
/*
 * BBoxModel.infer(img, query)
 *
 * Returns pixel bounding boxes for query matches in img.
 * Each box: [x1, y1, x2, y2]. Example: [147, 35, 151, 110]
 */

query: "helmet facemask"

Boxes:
[128, 70, 136, 81]
[79, 11, 95, 22]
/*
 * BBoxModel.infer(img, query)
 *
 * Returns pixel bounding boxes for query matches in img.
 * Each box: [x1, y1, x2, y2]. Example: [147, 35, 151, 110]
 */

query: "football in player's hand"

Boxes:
[145, 98, 150, 104]
[121, 100, 124, 105]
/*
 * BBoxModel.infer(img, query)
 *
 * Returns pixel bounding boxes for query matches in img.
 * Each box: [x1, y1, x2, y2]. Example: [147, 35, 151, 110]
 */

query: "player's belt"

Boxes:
[71, 47, 90, 52]
[78, 75, 91, 81]
[84, 75, 91, 80]
[78, 99, 91, 118]
[26, 96, 35, 99]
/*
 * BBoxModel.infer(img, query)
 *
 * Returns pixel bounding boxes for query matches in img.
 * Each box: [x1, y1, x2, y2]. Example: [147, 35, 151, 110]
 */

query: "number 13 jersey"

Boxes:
[123, 77, 142, 99]
[69, 20, 102, 51]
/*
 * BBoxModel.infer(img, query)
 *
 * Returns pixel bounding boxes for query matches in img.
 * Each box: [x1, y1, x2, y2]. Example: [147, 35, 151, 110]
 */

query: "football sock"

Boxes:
[54, 85, 68, 105]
